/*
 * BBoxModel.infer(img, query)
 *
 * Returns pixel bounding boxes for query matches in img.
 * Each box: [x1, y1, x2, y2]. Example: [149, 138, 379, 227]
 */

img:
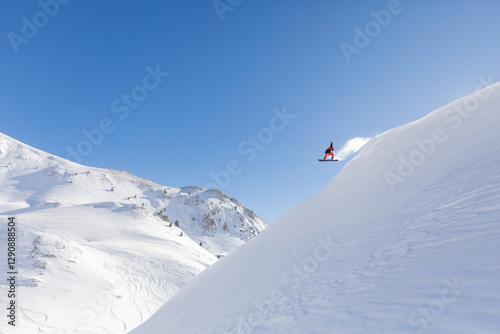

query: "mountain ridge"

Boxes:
[131, 82, 500, 333]
[0, 130, 267, 333]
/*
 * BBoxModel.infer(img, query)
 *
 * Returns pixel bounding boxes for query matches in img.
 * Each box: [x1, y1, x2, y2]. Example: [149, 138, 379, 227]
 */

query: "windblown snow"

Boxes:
[335, 137, 372, 161]
[0, 134, 267, 333]
[132, 82, 500, 334]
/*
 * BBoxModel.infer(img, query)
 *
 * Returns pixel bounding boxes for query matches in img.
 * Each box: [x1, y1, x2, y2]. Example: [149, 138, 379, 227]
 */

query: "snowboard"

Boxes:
[318, 159, 338, 161]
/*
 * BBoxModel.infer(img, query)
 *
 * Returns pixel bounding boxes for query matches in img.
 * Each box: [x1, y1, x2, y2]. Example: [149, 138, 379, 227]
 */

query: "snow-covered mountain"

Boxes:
[132, 81, 500, 334]
[0, 133, 267, 333]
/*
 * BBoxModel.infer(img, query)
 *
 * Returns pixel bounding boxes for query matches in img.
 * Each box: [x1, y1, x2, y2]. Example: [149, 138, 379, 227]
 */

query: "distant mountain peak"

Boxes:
[0, 131, 267, 333]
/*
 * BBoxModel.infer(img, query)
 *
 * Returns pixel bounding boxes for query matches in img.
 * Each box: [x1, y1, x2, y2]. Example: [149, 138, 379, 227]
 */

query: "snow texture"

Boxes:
[132, 82, 500, 334]
[0, 133, 267, 333]
[335, 137, 372, 161]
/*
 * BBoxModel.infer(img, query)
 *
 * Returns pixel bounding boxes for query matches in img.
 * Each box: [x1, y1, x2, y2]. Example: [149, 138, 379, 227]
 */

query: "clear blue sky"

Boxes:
[2, 0, 500, 223]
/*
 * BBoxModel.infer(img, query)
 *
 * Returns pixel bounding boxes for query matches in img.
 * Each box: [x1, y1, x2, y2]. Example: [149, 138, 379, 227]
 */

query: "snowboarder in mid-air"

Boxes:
[318, 141, 338, 161]
[324, 141, 334, 160]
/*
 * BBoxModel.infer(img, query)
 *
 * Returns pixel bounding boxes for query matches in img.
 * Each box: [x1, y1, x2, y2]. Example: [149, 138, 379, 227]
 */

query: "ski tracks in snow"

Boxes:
[101, 257, 174, 332]
[19, 307, 48, 333]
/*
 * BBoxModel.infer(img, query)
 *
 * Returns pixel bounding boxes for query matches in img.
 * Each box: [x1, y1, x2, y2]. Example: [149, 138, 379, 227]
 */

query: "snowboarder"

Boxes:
[323, 141, 334, 160]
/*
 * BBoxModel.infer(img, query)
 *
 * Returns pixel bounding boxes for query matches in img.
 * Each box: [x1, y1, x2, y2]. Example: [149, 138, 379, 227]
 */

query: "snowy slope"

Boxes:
[0, 133, 266, 333]
[132, 82, 500, 334]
